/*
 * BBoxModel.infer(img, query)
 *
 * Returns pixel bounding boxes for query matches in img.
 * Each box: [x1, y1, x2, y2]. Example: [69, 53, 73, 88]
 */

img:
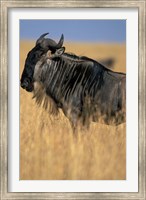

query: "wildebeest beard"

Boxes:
[20, 45, 48, 92]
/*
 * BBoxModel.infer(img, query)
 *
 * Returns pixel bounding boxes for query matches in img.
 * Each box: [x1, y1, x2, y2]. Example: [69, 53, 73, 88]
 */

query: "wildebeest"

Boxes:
[20, 33, 126, 131]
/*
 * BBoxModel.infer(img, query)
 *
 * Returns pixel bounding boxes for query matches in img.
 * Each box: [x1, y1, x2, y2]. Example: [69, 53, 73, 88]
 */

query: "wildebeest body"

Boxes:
[21, 33, 126, 130]
[33, 53, 126, 128]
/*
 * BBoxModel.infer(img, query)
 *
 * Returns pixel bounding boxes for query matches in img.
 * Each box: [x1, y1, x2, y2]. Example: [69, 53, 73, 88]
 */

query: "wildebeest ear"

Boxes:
[54, 47, 65, 56]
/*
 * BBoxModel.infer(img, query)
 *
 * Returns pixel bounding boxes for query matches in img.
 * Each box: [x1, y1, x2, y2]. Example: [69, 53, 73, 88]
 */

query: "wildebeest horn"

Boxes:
[36, 33, 64, 50]
[55, 34, 64, 49]
[36, 32, 49, 45]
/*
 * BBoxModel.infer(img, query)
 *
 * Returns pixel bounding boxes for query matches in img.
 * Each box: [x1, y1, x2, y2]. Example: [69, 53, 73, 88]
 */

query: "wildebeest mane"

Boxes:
[60, 52, 125, 75]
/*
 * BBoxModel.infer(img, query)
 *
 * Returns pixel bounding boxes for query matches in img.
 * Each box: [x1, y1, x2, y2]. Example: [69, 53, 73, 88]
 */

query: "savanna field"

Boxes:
[20, 41, 126, 180]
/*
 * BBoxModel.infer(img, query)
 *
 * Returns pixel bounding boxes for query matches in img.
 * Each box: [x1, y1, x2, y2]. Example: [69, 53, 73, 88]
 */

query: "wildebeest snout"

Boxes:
[20, 78, 34, 92]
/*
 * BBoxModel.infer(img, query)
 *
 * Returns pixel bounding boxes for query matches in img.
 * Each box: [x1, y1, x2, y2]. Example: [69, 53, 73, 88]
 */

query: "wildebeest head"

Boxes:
[20, 33, 64, 92]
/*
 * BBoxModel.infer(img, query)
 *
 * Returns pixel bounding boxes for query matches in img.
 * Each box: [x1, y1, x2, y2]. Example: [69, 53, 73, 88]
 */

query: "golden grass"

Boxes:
[20, 41, 126, 180]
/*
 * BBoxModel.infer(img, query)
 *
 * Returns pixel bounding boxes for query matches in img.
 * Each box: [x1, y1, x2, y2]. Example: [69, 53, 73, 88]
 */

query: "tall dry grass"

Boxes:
[20, 41, 126, 180]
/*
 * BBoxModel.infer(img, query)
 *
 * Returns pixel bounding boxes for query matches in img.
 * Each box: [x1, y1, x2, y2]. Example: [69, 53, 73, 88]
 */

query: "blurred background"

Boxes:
[20, 20, 126, 43]
[20, 20, 126, 180]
